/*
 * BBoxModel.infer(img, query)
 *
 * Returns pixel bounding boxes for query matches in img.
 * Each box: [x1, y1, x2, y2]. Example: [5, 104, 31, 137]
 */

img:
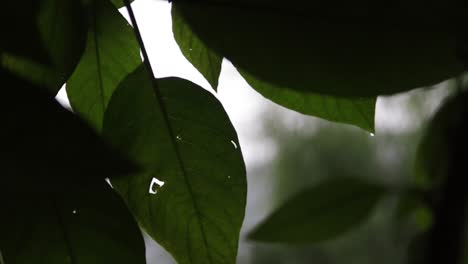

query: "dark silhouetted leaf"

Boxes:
[0, 71, 137, 195]
[0, 2, 50, 65]
[248, 177, 385, 244]
[103, 65, 246, 264]
[172, 6, 222, 91]
[67, 0, 141, 130]
[172, 5, 376, 131]
[173, 1, 465, 96]
[0, 182, 146, 264]
[2, 0, 87, 94]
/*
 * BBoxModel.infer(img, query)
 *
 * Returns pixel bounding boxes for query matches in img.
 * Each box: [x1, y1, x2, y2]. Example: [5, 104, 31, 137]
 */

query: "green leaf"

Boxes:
[173, 2, 465, 97]
[172, 5, 222, 91]
[67, 0, 141, 131]
[1, 0, 87, 94]
[103, 65, 247, 264]
[0, 71, 138, 195]
[0, 182, 146, 264]
[240, 70, 376, 131]
[248, 177, 385, 244]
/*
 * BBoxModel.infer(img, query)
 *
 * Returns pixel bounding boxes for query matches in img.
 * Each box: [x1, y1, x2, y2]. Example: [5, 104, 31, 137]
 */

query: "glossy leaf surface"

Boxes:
[103, 66, 247, 264]
[248, 177, 385, 244]
[173, 1, 465, 96]
[67, 0, 141, 130]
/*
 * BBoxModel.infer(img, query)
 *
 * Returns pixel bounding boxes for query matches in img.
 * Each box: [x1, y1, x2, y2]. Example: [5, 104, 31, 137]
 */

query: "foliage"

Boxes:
[0, 0, 466, 263]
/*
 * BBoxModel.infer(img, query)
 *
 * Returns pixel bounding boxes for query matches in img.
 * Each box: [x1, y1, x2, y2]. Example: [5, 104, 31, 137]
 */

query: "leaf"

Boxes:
[0, 2, 50, 65]
[1, 0, 87, 94]
[172, 5, 222, 91]
[171, 5, 375, 131]
[240, 70, 376, 131]
[110, 0, 134, 8]
[67, 0, 141, 131]
[0, 71, 138, 195]
[248, 177, 385, 244]
[0, 182, 146, 264]
[173, 1, 465, 97]
[0, 71, 143, 263]
[103, 65, 247, 264]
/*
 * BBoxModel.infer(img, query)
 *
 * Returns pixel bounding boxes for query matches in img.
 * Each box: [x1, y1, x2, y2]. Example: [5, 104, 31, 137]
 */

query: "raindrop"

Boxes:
[72, 209, 77, 215]
[230, 140, 238, 149]
[227, 175, 231, 179]
[370, 133, 375, 137]
[149, 177, 165, 195]
[189, 48, 193, 51]
[176, 135, 182, 141]
[105, 177, 113, 188]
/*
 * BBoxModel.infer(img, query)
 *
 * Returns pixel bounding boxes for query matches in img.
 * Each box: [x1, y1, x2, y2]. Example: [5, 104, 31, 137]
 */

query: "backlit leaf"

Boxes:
[172, 5, 222, 91]
[103, 65, 246, 264]
[67, 0, 141, 130]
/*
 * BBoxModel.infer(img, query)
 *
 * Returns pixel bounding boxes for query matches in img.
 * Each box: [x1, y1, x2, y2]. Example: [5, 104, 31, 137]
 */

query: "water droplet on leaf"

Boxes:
[105, 177, 113, 188]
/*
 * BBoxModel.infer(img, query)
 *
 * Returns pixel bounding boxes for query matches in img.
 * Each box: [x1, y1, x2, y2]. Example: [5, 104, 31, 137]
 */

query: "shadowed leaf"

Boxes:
[0, 182, 146, 264]
[0, 71, 137, 196]
[2, 0, 87, 94]
[173, 1, 465, 96]
[248, 177, 385, 244]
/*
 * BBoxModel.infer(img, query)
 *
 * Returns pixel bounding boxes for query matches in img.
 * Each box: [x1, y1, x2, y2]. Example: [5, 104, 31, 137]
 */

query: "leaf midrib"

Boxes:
[92, 0, 106, 119]
[148, 85, 214, 264]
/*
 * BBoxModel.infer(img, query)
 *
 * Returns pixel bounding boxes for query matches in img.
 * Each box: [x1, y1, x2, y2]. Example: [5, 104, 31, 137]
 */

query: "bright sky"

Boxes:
[55, 1, 453, 262]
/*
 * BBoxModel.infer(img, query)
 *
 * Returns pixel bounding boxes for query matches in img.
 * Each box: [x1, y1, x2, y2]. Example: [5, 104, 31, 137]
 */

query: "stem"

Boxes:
[122, 0, 155, 81]
[122, 2, 213, 262]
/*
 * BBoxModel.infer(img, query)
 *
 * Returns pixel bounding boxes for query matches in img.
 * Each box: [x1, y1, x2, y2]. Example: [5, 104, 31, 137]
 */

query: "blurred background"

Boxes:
[56, 1, 457, 263]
